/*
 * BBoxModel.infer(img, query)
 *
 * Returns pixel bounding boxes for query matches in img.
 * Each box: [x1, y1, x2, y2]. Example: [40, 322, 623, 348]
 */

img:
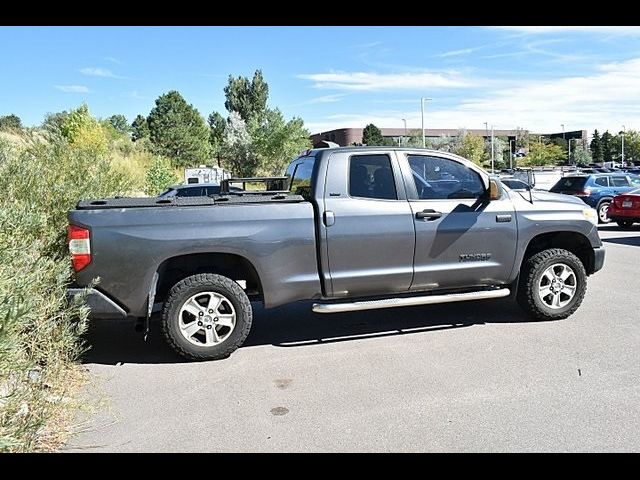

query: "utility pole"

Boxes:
[421, 97, 432, 148]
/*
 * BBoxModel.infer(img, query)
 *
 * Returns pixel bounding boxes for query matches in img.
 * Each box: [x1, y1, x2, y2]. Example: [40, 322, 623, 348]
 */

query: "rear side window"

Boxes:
[611, 176, 629, 187]
[289, 157, 316, 199]
[349, 154, 397, 200]
[594, 177, 609, 187]
[551, 177, 587, 191]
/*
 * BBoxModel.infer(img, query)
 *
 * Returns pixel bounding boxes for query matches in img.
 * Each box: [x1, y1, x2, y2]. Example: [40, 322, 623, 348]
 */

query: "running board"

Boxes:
[312, 288, 510, 314]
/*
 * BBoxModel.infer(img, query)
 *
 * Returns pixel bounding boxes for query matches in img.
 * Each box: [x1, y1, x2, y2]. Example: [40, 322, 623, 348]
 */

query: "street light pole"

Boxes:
[622, 125, 626, 167]
[509, 139, 514, 169]
[402, 118, 407, 146]
[421, 97, 432, 148]
[491, 125, 495, 173]
[568, 138, 572, 165]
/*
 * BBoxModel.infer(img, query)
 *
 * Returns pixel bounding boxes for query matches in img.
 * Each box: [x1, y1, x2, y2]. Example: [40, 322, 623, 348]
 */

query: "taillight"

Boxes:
[575, 189, 592, 197]
[68, 225, 91, 272]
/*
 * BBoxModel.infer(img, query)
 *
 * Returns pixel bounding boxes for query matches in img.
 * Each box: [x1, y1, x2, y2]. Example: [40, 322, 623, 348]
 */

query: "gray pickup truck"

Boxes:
[68, 147, 605, 360]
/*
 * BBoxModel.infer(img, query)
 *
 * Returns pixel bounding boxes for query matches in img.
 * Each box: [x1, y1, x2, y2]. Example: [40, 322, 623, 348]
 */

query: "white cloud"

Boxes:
[490, 26, 640, 35]
[79, 67, 124, 78]
[436, 48, 474, 58]
[105, 56, 122, 65]
[298, 70, 475, 91]
[307, 57, 640, 135]
[55, 85, 90, 93]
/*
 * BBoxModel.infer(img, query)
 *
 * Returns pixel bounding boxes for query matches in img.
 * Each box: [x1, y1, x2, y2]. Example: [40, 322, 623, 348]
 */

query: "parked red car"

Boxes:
[608, 188, 640, 228]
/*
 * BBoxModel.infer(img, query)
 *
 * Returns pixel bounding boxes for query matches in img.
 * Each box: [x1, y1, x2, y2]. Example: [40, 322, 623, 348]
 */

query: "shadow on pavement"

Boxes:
[598, 224, 640, 232]
[602, 236, 640, 247]
[81, 298, 536, 366]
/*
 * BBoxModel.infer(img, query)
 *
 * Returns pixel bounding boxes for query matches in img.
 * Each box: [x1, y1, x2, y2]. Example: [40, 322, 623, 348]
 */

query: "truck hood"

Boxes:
[521, 190, 586, 206]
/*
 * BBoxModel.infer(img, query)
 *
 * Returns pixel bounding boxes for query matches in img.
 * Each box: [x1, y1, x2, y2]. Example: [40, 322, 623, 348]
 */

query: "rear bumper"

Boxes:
[67, 288, 127, 319]
[592, 246, 605, 274]
[609, 210, 640, 219]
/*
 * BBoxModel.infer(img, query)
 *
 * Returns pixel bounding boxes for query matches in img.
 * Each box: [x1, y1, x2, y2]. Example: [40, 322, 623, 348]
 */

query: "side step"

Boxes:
[312, 288, 510, 314]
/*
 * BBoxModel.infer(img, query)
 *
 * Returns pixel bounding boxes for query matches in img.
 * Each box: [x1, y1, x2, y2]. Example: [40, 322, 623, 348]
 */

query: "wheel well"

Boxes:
[155, 253, 263, 304]
[522, 232, 596, 274]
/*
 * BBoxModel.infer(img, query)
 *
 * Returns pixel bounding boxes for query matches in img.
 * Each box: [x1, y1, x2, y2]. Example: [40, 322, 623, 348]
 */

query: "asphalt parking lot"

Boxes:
[65, 225, 640, 452]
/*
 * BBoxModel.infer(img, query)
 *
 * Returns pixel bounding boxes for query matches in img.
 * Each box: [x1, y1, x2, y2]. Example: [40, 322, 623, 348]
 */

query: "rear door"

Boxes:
[399, 153, 518, 291]
[322, 151, 415, 297]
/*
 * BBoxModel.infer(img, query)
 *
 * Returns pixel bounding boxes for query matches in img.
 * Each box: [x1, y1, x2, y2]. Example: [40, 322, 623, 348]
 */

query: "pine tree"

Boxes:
[147, 91, 211, 167]
[131, 114, 150, 141]
[590, 129, 603, 162]
[362, 124, 384, 146]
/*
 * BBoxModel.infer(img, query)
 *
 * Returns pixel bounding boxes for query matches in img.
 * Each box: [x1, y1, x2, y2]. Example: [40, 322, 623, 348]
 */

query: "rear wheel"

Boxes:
[162, 273, 252, 361]
[616, 220, 634, 229]
[597, 200, 612, 224]
[517, 248, 587, 321]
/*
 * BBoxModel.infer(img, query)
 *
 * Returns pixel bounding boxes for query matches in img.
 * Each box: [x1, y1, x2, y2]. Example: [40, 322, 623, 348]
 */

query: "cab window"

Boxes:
[407, 155, 485, 200]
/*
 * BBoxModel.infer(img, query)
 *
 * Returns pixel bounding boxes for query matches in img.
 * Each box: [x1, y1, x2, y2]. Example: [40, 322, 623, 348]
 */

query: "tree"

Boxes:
[572, 144, 592, 165]
[249, 108, 311, 175]
[590, 129, 602, 162]
[108, 114, 130, 135]
[362, 123, 384, 146]
[144, 157, 178, 196]
[520, 141, 565, 167]
[601, 130, 614, 163]
[0, 114, 22, 131]
[453, 132, 486, 166]
[221, 111, 259, 177]
[208, 111, 226, 166]
[131, 114, 150, 141]
[147, 91, 211, 168]
[42, 111, 69, 134]
[614, 129, 640, 163]
[224, 70, 269, 123]
[59, 104, 108, 154]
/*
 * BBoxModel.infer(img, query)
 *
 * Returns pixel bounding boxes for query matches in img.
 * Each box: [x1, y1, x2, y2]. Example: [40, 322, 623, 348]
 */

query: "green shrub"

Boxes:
[0, 134, 133, 451]
[144, 157, 178, 196]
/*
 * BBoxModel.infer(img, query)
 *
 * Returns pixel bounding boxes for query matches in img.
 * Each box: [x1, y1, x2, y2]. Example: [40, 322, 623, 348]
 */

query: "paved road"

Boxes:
[65, 225, 640, 452]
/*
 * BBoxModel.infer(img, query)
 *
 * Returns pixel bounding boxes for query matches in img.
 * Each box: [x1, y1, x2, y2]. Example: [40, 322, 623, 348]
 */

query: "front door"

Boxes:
[400, 153, 518, 291]
[323, 151, 415, 298]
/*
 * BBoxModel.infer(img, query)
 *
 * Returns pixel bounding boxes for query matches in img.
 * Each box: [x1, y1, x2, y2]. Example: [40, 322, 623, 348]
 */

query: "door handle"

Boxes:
[323, 211, 335, 227]
[416, 209, 442, 220]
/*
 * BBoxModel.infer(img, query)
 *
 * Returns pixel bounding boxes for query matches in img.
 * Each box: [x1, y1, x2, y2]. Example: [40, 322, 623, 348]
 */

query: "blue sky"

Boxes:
[2, 26, 640, 135]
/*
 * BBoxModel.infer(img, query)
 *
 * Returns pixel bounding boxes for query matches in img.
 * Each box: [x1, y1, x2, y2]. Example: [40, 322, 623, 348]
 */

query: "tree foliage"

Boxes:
[131, 114, 150, 141]
[107, 114, 130, 135]
[223, 70, 269, 124]
[59, 104, 108, 154]
[221, 112, 259, 177]
[249, 108, 311, 175]
[601, 130, 614, 163]
[0, 114, 22, 132]
[144, 156, 178, 196]
[362, 123, 384, 146]
[208, 111, 226, 166]
[520, 141, 565, 166]
[147, 91, 210, 168]
[453, 132, 486, 166]
[590, 129, 602, 162]
[572, 144, 592, 165]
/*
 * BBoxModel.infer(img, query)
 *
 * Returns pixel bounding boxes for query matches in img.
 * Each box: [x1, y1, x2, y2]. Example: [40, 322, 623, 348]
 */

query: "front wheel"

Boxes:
[617, 220, 634, 229]
[597, 200, 612, 224]
[517, 248, 587, 321]
[162, 273, 252, 361]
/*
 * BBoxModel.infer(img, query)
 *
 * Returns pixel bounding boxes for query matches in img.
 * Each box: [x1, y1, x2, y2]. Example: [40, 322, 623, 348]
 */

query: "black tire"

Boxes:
[516, 248, 587, 321]
[161, 273, 252, 361]
[617, 220, 634, 229]
[597, 199, 612, 224]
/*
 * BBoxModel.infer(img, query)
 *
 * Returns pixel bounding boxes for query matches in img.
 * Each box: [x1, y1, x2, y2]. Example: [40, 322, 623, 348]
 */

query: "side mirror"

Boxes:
[489, 179, 501, 200]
